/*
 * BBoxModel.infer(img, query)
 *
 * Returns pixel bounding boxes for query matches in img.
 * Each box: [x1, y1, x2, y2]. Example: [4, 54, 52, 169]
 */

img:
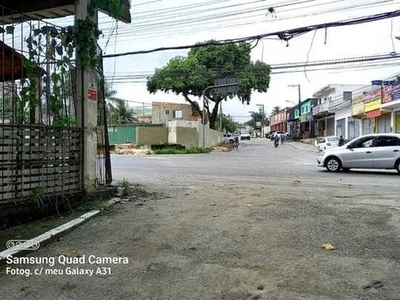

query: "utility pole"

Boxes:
[75, 0, 98, 191]
[142, 102, 145, 116]
[219, 101, 223, 132]
[288, 84, 302, 105]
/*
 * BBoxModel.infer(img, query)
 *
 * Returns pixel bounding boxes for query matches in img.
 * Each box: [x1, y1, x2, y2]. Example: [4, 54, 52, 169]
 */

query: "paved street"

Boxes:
[2, 139, 400, 300]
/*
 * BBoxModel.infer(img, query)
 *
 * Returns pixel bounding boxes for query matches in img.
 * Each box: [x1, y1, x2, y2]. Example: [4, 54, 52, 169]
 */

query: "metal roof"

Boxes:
[1, 0, 131, 24]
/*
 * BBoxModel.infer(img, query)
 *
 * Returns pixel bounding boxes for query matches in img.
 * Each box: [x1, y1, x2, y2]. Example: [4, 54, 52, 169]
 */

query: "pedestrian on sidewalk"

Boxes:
[338, 135, 345, 147]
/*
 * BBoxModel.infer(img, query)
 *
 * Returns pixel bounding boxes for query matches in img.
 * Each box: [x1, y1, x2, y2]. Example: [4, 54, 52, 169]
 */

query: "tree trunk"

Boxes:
[183, 94, 202, 118]
[209, 99, 222, 130]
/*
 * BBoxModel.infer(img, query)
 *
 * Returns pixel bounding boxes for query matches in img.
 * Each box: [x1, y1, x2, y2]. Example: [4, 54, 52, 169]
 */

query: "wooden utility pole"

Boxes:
[75, 0, 98, 191]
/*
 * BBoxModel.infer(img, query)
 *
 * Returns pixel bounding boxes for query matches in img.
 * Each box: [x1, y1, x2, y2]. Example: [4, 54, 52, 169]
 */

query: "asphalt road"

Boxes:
[112, 139, 400, 187]
[1, 139, 400, 300]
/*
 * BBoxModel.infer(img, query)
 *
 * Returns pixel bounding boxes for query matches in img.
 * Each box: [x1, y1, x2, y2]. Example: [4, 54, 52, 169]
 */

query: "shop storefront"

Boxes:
[347, 117, 360, 139]
[362, 118, 374, 134]
[376, 113, 391, 133]
[362, 88, 382, 134]
[326, 116, 335, 136]
[381, 83, 400, 133]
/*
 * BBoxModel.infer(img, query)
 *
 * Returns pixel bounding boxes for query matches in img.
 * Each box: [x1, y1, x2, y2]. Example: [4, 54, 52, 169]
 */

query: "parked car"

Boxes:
[317, 134, 400, 173]
[315, 136, 341, 153]
[223, 133, 235, 144]
[240, 131, 251, 140]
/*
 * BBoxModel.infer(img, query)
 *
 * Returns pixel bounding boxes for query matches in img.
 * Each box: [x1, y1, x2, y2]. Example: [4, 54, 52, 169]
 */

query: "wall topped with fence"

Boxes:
[0, 5, 83, 206]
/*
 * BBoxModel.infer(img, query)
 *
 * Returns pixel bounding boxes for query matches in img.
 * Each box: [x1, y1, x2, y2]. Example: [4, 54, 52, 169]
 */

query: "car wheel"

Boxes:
[396, 160, 400, 174]
[229, 140, 234, 144]
[325, 157, 341, 172]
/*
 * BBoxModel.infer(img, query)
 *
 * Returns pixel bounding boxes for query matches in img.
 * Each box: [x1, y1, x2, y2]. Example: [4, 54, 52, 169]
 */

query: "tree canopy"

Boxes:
[147, 40, 271, 128]
[271, 106, 281, 115]
[214, 114, 238, 133]
[245, 111, 268, 128]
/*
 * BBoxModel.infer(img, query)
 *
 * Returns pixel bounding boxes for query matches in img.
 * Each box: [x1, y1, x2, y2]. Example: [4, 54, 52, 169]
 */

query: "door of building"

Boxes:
[362, 118, 374, 134]
[326, 117, 335, 136]
[377, 114, 391, 133]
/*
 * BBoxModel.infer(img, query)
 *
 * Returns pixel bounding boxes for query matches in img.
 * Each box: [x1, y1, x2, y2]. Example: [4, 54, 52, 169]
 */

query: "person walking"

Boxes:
[338, 135, 345, 147]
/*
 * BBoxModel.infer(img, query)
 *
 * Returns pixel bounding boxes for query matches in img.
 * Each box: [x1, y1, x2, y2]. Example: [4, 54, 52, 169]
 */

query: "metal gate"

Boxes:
[0, 9, 83, 205]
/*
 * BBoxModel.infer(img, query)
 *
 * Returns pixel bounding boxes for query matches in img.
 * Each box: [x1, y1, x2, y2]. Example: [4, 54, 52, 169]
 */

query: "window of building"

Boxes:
[173, 110, 182, 118]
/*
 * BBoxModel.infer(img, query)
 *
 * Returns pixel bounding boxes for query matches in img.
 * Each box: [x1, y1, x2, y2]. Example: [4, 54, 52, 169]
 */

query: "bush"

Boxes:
[153, 146, 211, 154]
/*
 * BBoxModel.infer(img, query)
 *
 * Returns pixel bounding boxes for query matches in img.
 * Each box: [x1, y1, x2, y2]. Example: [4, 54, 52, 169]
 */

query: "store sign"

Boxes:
[382, 86, 392, 103]
[364, 99, 381, 112]
[352, 102, 364, 116]
[363, 88, 381, 103]
[391, 84, 400, 101]
[88, 87, 98, 102]
[352, 95, 363, 104]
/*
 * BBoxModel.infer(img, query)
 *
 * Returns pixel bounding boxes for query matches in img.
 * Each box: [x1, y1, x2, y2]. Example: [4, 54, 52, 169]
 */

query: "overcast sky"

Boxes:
[66, 0, 400, 121]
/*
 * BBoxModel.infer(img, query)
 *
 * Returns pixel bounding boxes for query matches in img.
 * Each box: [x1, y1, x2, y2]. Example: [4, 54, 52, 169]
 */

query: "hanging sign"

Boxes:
[88, 87, 98, 102]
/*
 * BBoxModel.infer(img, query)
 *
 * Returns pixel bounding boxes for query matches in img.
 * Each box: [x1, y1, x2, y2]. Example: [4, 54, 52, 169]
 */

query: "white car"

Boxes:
[223, 133, 235, 144]
[315, 136, 341, 153]
[240, 131, 251, 140]
[317, 134, 400, 173]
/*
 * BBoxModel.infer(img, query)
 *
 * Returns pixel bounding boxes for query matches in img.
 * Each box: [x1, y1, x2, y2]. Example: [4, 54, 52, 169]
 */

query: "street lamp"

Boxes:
[285, 100, 296, 106]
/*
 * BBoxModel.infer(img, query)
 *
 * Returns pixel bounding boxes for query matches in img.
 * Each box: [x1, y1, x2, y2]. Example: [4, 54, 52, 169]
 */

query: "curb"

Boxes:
[0, 210, 100, 262]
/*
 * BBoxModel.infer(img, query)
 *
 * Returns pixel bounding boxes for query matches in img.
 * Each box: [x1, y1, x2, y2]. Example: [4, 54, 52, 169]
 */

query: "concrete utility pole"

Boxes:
[75, 0, 98, 191]
[288, 84, 302, 105]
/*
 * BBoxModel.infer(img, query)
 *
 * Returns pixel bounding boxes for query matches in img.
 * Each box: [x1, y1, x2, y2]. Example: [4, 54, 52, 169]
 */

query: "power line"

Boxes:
[103, 9, 400, 59]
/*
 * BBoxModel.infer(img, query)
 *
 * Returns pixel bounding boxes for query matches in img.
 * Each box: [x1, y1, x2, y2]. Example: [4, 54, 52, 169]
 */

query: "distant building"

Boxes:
[152, 102, 201, 125]
[270, 108, 288, 132]
[137, 115, 152, 123]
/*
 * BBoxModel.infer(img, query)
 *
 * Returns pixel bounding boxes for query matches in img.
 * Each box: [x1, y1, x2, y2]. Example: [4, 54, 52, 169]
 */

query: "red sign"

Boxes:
[366, 109, 381, 119]
[88, 87, 98, 102]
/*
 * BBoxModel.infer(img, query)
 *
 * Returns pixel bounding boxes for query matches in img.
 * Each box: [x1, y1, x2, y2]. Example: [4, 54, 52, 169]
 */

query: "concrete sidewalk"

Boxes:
[286, 141, 318, 153]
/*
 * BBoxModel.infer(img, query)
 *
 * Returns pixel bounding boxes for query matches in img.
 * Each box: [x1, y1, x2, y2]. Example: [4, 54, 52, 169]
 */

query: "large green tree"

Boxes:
[246, 111, 268, 128]
[214, 114, 238, 133]
[147, 41, 271, 129]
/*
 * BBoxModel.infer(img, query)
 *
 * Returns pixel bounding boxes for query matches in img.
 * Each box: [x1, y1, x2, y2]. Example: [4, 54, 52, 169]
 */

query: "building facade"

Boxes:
[287, 104, 300, 137]
[299, 98, 318, 138]
[312, 84, 366, 137]
[270, 108, 288, 132]
[152, 102, 201, 125]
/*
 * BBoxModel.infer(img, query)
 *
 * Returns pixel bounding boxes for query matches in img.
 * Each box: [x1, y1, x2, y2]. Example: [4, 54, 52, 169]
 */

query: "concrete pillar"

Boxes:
[391, 110, 395, 133]
[75, 0, 98, 191]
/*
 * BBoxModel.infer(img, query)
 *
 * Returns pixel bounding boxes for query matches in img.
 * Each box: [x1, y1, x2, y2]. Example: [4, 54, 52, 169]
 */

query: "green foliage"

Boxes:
[107, 98, 137, 125]
[153, 146, 212, 154]
[271, 106, 281, 115]
[147, 40, 271, 128]
[214, 114, 238, 133]
[245, 111, 268, 128]
[89, 0, 123, 19]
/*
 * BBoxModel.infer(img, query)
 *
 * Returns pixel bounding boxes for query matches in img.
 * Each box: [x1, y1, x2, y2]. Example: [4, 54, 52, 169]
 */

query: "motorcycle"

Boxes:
[274, 139, 279, 147]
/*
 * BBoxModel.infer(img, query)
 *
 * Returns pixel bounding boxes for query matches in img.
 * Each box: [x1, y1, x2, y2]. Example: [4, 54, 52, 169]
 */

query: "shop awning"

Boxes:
[381, 99, 400, 110]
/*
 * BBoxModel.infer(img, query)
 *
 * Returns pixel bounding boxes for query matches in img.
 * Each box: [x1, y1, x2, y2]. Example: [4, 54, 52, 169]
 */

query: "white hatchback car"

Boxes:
[317, 134, 400, 173]
[315, 136, 341, 153]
